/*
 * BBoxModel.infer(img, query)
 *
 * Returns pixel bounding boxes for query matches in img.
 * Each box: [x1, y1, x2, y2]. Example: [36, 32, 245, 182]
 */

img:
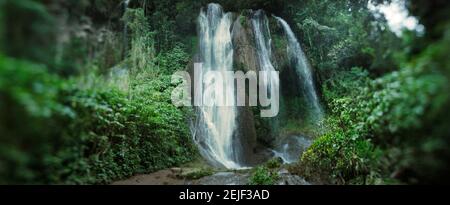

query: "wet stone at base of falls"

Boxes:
[272, 135, 312, 164]
[192, 170, 310, 185]
[194, 172, 251, 185]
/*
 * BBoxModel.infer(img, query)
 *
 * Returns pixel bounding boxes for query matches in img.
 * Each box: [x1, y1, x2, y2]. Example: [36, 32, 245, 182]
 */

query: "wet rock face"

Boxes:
[229, 13, 290, 165]
[276, 169, 311, 185]
[269, 21, 289, 72]
[231, 12, 289, 73]
[193, 169, 311, 185]
[195, 172, 251, 185]
[230, 14, 261, 166]
[235, 106, 258, 165]
[232, 14, 259, 72]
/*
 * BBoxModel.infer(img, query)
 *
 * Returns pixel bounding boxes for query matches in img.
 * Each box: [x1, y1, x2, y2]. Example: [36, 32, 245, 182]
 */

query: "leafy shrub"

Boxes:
[0, 0, 56, 66]
[265, 157, 283, 169]
[299, 27, 450, 184]
[249, 166, 279, 185]
[322, 67, 370, 102]
[0, 55, 64, 183]
[124, 8, 156, 76]
[0, 55, 197, 184]
[155, 44, 190, 75]
[300, 130, 381, 184]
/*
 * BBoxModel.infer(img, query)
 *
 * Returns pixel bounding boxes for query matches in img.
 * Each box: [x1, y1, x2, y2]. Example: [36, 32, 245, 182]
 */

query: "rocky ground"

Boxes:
[112, 160, 310, 185]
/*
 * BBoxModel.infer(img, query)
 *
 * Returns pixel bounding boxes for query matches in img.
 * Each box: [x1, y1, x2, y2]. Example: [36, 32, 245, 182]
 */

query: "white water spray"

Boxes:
[193, 4, 241, 169]
[274, 16, 324, 120]
[252, 10, 280, 107]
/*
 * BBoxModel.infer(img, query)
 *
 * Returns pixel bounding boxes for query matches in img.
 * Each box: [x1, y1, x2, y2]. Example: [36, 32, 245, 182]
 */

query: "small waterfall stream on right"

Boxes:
[251, 13, 323, 164]
[270, 16, 324, 164]
[274, 16, 324, 121]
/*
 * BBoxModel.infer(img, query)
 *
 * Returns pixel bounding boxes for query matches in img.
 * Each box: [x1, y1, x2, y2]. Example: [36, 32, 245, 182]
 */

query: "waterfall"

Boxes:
[252, 10, 279, 98]
[191, 5, 321, 168]
[272, 135, 312, 164]
[274, 16, 324, 120]
[193, 3, 241, 169]
[251, 10, 280, 139]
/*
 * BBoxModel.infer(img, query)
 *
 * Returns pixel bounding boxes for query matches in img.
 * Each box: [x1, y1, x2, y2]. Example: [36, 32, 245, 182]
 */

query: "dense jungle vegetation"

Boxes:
[0, 0, 449, 184]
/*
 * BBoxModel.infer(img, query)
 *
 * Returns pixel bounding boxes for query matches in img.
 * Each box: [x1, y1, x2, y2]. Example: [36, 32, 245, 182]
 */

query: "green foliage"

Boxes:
[322, 67, 370, 102]
[265, 157, 283, 169]
[155, 45, 190, 75]
[271, 34, 287, 54]
[0, 1, 4, 52]
[279, 119, 323, 138]
[124, 8, 156, 76]
[0, 1, 200, 184]
[174, 1, 203, 34]
[239, 15, 247, 27]
[300, 131, 382, 184]
[249, 166, 279, 185]
[249, 157, 283, 185]
[124, 8, 150, 38]
[0, 55, 197, 184]
[64, 0, 123, 20]
[0, 55, 64, 183]
[300, 23, 450, 184]
[124, 7, 190, 76]
[0, 0, 56, 66]
[182, 168, 214, 180]
[0, 0, 125, 76]
[150, 10, 177, 52]
[286, 0, 400, 84]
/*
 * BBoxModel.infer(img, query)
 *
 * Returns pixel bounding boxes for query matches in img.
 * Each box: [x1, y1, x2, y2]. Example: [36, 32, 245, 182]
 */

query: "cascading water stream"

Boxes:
[274, 16, 324, 120]
[191, 5, 322, 168]
[252, 10, 280, 104]
[252, 13, 317, 164]
[193, 4, 241, 169]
